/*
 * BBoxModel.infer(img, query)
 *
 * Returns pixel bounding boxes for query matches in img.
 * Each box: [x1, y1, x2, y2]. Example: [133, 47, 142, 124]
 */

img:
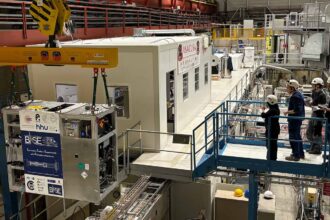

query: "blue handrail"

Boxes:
[192, 99, 330, 177]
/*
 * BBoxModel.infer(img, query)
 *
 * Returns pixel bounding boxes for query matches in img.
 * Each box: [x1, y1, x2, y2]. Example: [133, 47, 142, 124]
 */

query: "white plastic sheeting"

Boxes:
[302, 33, 323, 61]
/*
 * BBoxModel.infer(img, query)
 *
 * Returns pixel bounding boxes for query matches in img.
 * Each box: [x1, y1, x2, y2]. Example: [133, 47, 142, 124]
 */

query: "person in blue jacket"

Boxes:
[284, 79, 305, 161]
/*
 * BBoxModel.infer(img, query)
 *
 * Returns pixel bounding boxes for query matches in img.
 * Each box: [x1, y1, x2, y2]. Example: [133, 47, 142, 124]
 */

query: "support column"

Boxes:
[224, 0, 228, 22]
[248, 171, 258, 220]
[0, 118, 18, 219]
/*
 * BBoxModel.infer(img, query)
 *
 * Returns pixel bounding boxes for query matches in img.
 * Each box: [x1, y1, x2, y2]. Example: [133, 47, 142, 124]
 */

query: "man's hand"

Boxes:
[305, 97, 312, 107]
[284, 110, 294, 116]
[312, 106, 319, 111]
[319, 105, 329, 111]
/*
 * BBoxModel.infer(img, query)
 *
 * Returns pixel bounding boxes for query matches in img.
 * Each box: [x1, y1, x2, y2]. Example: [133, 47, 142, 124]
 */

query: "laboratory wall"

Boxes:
[28, 38, 211, 151]
[28, 46, 158, 149]
[170, 180, 212, 219]
[157, 43, 177, 136]
[172, 42, 212, 133]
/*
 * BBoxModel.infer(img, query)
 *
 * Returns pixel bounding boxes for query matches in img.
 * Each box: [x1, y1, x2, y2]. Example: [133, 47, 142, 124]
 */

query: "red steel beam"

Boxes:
[0, 25, 211, 46]
[105, 9, 109, 36]
[0, 0, 214, 46]
[144, 0, 150, 7]
[84, 7, 88, 35]
[21, 2, 27, 39]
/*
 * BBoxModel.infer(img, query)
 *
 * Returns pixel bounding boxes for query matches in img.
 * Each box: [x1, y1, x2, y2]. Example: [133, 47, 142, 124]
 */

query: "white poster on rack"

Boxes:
[178, 40, 201, 74]
[56, 84, 78, 103]
[25, 174, 64, 197]
[19, 110, 60, 134]
[20, 110, 64, 197]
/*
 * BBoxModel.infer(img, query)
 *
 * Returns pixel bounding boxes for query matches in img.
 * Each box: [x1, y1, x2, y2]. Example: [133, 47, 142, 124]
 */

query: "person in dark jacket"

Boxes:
[321, 99, 330, 151]
[284, 79, 305, 161]
[306, 77, 327, 154]
[227, 56, 233, 72]
[320, 77, 330, 154]
[261, 95, 280, 160]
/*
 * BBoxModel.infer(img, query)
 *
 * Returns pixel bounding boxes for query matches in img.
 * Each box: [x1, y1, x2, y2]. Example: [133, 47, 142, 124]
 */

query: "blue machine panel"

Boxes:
[22, 131, 63, 178]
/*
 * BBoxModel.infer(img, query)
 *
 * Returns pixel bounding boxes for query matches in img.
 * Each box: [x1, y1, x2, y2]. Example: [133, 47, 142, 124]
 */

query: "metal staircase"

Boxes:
[191, 99, 330, 220]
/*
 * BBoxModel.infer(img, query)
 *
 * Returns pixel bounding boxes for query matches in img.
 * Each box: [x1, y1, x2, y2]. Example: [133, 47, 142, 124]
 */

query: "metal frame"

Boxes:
[193, 100, 330, 177]
[0, 118, 18, 219]
[125, 128, 194, 173]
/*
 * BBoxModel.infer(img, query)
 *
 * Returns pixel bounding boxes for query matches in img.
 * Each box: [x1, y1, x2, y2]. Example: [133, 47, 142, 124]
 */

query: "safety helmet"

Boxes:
[327, 77, 330, 84]
[244, 189, 250, 198]
[264, 190, 274, 199]
[234, 188, 243, 197]
[287, 79, 300, 89]
[266, 95, 278, 105]
[311, 77, 324, 86]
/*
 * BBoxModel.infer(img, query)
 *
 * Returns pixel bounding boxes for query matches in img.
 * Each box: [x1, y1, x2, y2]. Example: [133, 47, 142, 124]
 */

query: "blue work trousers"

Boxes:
[288, 120, 304, 158]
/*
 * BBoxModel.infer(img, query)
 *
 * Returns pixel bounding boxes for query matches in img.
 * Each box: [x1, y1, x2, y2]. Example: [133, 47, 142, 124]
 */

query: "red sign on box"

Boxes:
[323, 182, 330, 196]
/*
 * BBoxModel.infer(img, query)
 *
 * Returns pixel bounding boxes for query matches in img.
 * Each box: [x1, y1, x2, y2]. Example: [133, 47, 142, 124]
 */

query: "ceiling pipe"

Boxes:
[133, 28, 195, 37]
[254, 64, 294, 78]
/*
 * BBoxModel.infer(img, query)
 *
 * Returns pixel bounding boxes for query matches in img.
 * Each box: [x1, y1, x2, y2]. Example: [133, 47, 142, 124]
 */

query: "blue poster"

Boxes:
[22, 131, 63, 178]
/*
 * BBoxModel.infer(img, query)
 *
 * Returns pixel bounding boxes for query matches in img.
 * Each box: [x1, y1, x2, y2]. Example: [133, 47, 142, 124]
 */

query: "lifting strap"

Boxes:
[92, 68, 111, 111]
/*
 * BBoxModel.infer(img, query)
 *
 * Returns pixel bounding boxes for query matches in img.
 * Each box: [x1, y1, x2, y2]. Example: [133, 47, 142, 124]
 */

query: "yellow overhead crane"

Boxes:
[0, 0, 118, 107]
[0, 47, 118, 68]
[29, 0, 71, 47]
[0, 0, 118, 68]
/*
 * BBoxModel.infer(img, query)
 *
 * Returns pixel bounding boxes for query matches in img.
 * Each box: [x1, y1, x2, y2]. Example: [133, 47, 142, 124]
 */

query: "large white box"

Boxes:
[244, 47, 255, 68]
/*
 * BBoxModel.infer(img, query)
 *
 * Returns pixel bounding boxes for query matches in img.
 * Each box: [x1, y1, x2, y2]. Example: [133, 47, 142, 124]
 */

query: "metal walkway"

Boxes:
[192, 100, 330, 220]
[192, 100, 330, 178]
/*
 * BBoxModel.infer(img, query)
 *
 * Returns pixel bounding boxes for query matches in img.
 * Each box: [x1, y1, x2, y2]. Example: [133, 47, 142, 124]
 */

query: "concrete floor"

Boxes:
[271, 183, 298, 220]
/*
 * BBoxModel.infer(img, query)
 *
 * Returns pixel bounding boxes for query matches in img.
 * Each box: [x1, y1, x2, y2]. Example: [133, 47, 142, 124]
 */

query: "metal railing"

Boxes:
[192, 98, 330, 174]
[213, 25, 265, 40]
[118, 120, 142, 173]
[192, 67, 256, 169]
[265, 10, 327, 31]
[224, 69, 253, 112]
[0, 0, 216, 43]
[206, 66, 254, 120]
[9, 195, 72, 220]
[125, 128, 193, 171]
[263, 53, 303, 65]
[216, 110, 328, 163]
